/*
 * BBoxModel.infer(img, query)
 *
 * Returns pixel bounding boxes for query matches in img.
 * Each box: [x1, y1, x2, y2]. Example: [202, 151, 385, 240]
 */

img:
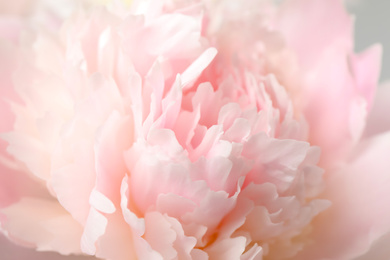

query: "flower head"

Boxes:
[1, 0, 389, 260]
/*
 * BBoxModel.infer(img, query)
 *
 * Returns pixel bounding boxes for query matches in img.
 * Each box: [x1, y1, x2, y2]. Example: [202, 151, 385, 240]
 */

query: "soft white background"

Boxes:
[1, 0, 390, 259]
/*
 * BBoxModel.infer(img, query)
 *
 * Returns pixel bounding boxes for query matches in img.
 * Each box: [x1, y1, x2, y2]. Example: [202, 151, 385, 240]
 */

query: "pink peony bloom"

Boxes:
[1, 0, 389, 259]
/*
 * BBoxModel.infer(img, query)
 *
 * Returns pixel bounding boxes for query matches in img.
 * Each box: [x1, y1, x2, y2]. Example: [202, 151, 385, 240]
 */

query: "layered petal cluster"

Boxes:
[0, 0, 389, 260]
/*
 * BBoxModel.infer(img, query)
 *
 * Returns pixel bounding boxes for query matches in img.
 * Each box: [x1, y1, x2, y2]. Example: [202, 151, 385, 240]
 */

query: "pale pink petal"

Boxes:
[301, 44, 380, 164]
[349, 44, 382, 110]
[156, 75, 183, 129]
[51, 139, 96, 224]
[50, 75, 125, 224]
[120, 176, 163, 260]
[0, 0, 33, 15]
[241, 243, 263, 260]
[290, 131, 390, 260]
[122, 12, 203, 76]
[156, 193, 197, 220]
[0, 159, 48, 208]
[0, 0, 387, 259]
[191, 82, 224, 128]
[143, 212, 178, 259]
[143, 60, 165, 123]
[144, 211, 200, 260]
[363, 82, 390, 138]
[191, 125, 223, 160]
[353, 232, 390, 260]
[120, 176, 145, 236]
[277, 0, 353, 68]
[94, 212, 137, 260]
[169, 216, 198, 260]
[93, 110, 133, 206]
[181, 188, 237, 236]
[0, 36, 22, 180]
[89, 190, 115, 214]
[173, 106, 201, 147]
[124, 135, 192, 213]
[81, 208, 107, 255]
[205, 236, 247, 260]
[242, 133, 310, 192]
[181, 47, 218, 89]
[1, 198, 83, 255]
[1, 132, 51, 180]
[190, 249, 209, 260]
[0, 17, 23, 44]
[0, 234, 96, 260]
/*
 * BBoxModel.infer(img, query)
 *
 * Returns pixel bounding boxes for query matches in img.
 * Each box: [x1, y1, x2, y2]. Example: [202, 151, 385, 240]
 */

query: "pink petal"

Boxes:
[349, 44, 382, 110]
[173, 105, 201, 147]
[181, 47, 218, 89]
[156, 75, 183, 129]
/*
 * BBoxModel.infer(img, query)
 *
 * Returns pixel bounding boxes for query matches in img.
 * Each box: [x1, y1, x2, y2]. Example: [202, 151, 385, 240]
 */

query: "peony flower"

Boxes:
[1, 0, 390, 259]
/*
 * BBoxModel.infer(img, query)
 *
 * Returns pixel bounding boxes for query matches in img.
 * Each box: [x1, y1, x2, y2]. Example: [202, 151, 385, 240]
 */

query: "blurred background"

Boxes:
[1, 0, 389, 259]
[347, 0, 390, 81]
[347, 1, 390, 259]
